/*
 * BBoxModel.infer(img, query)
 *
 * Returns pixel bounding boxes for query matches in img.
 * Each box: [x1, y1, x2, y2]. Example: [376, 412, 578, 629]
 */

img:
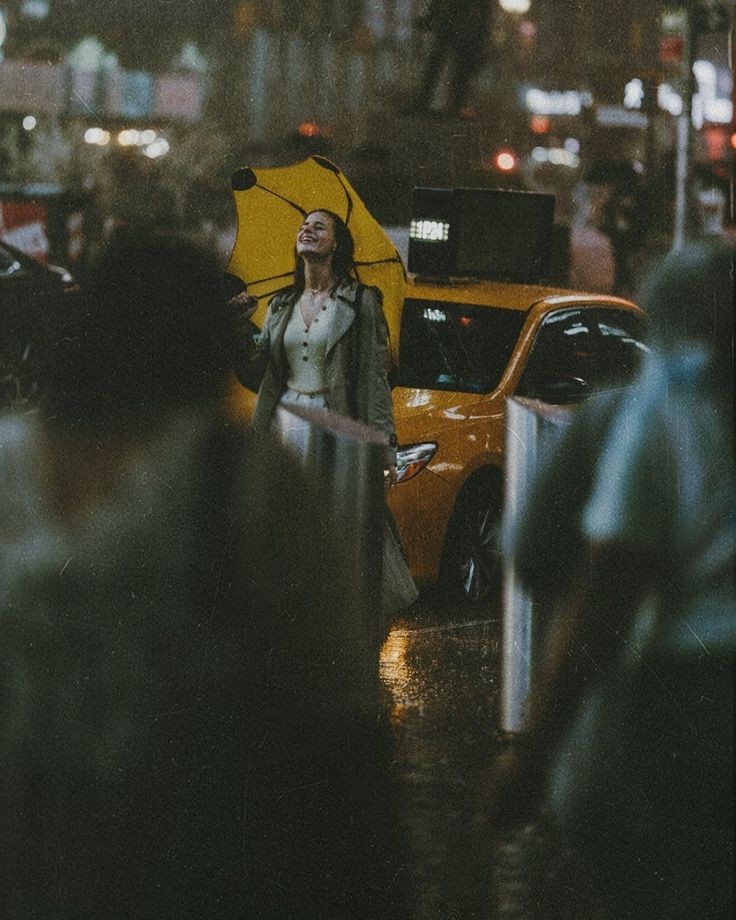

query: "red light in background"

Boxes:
[704, 125, 727, 162]
[495, 150, 518, 172]
[458, 315, 472, 329]
[530, 114, 551, 134]
[660, 35, 683, 64]
[297, 122, 321, 137]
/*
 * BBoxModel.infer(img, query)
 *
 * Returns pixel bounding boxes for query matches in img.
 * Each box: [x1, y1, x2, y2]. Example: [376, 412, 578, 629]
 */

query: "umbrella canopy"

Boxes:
[227, 156, 406, 365]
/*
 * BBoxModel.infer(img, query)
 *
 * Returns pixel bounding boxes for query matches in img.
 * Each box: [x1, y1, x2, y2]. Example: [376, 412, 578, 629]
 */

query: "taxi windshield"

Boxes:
[398, 298, 526, 394]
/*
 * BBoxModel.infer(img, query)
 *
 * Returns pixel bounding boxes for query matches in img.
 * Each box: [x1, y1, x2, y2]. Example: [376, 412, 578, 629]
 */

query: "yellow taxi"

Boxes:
[227, 183, 646, 602]
[387, 276, 646, 600]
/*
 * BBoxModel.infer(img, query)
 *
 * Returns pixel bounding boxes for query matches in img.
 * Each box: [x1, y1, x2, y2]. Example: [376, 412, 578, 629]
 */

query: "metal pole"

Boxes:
[501, 397, 571, 734]
[500, 398, 540, 735]
[672, 2, 696, 252]
[673, 111, 690, 251]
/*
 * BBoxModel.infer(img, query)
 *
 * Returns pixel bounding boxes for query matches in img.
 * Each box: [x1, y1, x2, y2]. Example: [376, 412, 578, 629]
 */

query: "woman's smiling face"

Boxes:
[296, 211, 337, 260]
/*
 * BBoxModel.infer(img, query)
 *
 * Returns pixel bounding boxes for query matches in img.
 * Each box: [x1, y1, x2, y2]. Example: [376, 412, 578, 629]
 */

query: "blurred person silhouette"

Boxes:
[598, 175, 647, 296]
[0, 231, 409, 919]
[404, 0, 492, 118]
[492, 240, 734, 919]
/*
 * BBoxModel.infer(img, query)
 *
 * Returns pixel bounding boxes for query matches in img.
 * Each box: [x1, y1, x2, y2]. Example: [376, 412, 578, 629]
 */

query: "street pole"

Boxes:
[672, 2, 697, 251]
[501, 399, 539, 734]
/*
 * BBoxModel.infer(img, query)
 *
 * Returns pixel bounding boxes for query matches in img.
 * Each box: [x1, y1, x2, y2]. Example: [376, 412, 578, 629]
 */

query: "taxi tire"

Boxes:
[440, 472, 503, 604]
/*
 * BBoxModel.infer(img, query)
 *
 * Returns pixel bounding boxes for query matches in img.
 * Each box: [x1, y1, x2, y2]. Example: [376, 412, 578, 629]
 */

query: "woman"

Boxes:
[231, 208, 417, 614]
[233, 209, 396, 466]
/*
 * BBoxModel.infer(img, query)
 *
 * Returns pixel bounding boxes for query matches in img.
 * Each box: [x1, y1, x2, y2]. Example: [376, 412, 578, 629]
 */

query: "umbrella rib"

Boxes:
[354, 256, 407, 282]
[353, 257, 402, 267]
[245, 270, 294, 285]
[253, 283, 293, 300]
[256, 184, 309, 217]
[334, 172, 354, 224]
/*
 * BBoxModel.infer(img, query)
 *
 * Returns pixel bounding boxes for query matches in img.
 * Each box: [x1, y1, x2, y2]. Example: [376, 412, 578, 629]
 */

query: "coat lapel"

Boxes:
[269, 292, 298, 376]
[325, 280, 359, 357]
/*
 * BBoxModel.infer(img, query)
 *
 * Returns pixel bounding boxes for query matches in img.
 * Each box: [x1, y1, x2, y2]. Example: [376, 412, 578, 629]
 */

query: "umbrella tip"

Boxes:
[312, 156, 340, 175]
[231, 168, 257, 191]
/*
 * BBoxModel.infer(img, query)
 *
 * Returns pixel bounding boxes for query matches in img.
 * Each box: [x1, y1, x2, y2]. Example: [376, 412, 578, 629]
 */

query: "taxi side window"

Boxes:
[516, 308, 649, 404]
[516, 309, 595, 403]
[398, 297, 526, 394]
[589, 309, 649, 388]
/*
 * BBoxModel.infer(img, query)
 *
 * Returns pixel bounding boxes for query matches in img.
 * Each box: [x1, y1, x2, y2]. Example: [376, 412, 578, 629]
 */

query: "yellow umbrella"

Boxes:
[227, 156, 406, 365]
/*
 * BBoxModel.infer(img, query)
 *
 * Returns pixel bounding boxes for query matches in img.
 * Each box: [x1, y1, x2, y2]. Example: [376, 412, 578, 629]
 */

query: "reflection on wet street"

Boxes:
[380, 591, 506, 919]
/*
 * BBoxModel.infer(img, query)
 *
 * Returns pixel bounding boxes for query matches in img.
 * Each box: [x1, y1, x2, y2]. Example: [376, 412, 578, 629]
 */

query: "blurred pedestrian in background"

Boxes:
[598, 175, 648, 297]
[0, 231, 409, 919]
[493, 240, 734, 919]
[404, 0, 492, 118]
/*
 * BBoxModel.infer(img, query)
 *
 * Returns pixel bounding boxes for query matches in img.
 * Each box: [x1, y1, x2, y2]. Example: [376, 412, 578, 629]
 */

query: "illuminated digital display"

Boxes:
[409, 185, 555, 283]
[422, 307, 447, 322]
[410, 219, 450, 242]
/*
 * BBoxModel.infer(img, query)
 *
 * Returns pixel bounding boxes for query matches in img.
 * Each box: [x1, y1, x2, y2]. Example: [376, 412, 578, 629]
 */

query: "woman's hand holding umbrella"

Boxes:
[222, 288, 260, 365]
[227, 288, 259, 322]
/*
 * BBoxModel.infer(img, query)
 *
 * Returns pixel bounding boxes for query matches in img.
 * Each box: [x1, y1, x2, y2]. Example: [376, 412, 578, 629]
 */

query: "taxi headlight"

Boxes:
[395, 442, 438, 484]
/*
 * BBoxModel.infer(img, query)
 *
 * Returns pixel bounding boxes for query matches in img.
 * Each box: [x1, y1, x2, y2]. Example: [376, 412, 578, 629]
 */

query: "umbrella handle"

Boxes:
[226, 290, 259, 321]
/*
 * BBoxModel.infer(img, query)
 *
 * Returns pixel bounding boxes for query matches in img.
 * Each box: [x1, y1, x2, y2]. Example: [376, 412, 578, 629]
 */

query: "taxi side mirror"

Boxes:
[522, 375, 589, 404]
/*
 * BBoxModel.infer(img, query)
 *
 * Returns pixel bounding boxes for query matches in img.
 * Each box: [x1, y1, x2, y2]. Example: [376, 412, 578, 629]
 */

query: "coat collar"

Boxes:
[333, 277, 360, 304]
[327, 278, 360, 354]
[270, 277, 360, 357]
[271, 276, 359, 310]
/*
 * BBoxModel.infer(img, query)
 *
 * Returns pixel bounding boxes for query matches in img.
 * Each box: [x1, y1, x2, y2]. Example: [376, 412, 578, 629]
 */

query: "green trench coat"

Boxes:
[234, 278, 397, 464]
[233, 277, 418, 618]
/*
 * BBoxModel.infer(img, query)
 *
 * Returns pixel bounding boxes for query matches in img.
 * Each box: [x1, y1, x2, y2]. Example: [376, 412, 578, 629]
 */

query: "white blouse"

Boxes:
[283, 295, 336, 394]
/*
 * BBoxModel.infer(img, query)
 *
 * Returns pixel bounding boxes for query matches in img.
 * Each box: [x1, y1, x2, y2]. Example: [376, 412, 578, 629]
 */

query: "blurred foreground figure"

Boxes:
[500, 241, 734, 918]
[0, 233, 407, 919]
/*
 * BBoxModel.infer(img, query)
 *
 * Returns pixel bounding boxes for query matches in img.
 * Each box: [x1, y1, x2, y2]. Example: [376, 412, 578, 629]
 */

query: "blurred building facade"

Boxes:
[0, 1, 732, 246]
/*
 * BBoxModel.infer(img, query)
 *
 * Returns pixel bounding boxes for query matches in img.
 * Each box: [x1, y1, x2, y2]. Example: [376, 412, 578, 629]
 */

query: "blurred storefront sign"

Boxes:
[523, 87, 592, 116]
[595, 105, 648, 128]
[612, 64, 731, 127]
[659, 34, 684, 63]
[155, 75, 203, 122]
[0, 60, 202, 122]
[0, 197, 49, 260]
[0, 184, 89, 265]
[0, 61, 65, 114]
[119, 71, 155, 119]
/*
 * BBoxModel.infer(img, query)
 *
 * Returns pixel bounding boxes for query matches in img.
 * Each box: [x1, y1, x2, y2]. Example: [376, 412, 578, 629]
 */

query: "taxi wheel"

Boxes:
[441, 475, 503, 604]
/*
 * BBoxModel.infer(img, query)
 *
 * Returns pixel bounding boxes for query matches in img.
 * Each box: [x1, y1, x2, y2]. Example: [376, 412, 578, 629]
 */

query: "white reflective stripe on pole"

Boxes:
[501, 398, 540, 735]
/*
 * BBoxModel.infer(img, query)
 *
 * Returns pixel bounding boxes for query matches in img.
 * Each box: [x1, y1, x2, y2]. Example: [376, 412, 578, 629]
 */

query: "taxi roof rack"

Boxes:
[408, 186, 556, 286]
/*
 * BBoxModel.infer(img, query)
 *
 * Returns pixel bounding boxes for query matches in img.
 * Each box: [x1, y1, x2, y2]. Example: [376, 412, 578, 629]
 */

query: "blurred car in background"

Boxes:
[1, 240, 76, 410]
[388, 277, 647, 601]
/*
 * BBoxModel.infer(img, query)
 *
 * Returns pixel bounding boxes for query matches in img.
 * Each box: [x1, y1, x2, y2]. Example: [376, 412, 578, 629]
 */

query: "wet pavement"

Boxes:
[379, 591, 548, 920]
